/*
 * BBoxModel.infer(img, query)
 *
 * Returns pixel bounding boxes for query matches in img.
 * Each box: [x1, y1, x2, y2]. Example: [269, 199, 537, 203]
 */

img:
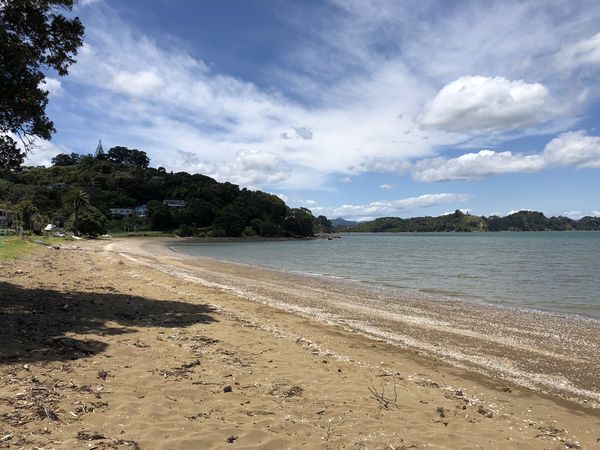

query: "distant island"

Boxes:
[334, 210, 600, 232]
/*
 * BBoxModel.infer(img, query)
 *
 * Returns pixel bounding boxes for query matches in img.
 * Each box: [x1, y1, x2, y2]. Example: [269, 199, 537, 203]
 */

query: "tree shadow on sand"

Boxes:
[0, 281, 217, 363]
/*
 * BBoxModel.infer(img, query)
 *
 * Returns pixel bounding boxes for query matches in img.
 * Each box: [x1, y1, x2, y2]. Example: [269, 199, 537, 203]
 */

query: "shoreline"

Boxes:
[172, 239, 600, 324]
[1, 237, 599, 448]
[110, 238, 600, 408]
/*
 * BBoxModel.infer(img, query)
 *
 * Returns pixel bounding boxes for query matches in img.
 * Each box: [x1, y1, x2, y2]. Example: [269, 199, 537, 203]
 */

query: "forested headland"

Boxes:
[335, 209, 600, 232]
[0, 147, 332, 237]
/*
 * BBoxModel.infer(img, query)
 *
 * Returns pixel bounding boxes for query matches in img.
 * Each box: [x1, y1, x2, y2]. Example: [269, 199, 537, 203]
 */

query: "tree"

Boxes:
[51, 152, 81, 166]
[107, 146, 150, 168]
[16, 198, 38, 231]
[214, 210, 245, 236]
[64, 188, 90, 235]
[78, 206, 108, 237]
[0, 1, 84, 168]
[147, 200, 172, 231]
[283, 208, 314, 237]
[316, 215, 333, 233]
[0, 136, 24, 171]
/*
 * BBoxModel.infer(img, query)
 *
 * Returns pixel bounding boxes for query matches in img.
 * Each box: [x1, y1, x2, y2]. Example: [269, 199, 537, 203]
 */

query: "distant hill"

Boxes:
[335, 210, 600, 232]
[330, 217, 359, 227]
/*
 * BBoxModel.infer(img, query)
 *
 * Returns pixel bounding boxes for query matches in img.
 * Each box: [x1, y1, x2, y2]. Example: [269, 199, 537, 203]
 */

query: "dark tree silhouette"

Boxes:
[0, 0, 84, 168]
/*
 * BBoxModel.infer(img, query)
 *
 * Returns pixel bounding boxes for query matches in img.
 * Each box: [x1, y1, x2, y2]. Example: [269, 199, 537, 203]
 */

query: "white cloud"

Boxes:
[379, 183, 394, 190]
[302, 199, 318, 206]
[170, 149, 289, 189]
[23, 140, 72, 167]
[355, 158, 412, 175]
[412, 130, 600, 181]
[420, 76, 550, 132]
[339, 176, 352, 184]
[42, 2, 600, 193]
[111, 70, 164, 97]
[562, 210, 583, 219]
[556, 32, 600, 70]
[542, 130, 600, 168]
[591, 211, 600, 217]
[412, 150, 544, 182]
[40, 77, 62, 96]
[327, 193, 471, 221]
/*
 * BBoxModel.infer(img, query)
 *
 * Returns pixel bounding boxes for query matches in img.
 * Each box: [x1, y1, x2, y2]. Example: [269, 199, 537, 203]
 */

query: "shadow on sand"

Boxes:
[0, 281, 217, 363]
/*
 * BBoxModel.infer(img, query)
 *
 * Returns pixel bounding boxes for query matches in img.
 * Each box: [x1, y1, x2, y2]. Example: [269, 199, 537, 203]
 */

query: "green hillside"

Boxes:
[0, 147, 331, 237]
[337, 210, 600, 232]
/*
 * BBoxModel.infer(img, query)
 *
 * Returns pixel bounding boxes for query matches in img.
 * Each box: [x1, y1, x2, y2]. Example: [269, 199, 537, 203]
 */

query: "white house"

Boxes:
[109, 208, 136, 217]
[163, 199, 186, 208]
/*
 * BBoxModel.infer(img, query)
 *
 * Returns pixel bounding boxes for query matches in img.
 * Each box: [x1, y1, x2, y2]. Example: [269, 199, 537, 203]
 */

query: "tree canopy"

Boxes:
[0, 0, 84, 169]
[0, 149, 326, 238]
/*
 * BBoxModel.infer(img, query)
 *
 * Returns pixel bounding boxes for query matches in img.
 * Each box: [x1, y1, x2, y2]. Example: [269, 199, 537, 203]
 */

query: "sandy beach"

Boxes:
[1, 238, 599, 449]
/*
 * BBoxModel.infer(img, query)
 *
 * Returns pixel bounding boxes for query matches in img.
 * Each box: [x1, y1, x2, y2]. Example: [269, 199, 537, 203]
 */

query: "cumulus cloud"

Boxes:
[339, 176, 352, 183]
[556, 32, 600, 70]
[225, 149, 289, 186]
[412, 130, 600, 181]
[542, 130, 600, 168]
[420, 76, 550, 132]
[39, 2, 600, 192]
[379, 184, 394, 189]
[328, 193, 471, 221]
[170, 149, 288, 189]
[412, 150, 544, 181]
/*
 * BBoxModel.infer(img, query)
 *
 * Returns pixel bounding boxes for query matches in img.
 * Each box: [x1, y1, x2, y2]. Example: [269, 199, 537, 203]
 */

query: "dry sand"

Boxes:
[1, 238, 599, 449]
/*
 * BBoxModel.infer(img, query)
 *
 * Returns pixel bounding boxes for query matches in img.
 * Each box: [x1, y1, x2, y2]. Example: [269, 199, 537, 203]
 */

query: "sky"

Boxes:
[27, 0, 600, 221]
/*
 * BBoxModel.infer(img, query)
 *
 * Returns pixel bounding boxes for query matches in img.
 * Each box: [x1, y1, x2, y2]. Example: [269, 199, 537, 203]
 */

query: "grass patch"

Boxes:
[0, 236, 72, 261]
[0, 237, 40, 261]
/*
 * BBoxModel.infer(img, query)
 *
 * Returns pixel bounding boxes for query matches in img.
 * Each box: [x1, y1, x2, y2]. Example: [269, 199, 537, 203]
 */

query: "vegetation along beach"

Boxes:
[2, 0, 600, 449]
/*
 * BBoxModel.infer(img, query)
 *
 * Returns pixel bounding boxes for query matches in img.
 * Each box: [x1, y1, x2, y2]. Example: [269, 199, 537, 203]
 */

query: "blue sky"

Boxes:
[29, 0, 600, 220]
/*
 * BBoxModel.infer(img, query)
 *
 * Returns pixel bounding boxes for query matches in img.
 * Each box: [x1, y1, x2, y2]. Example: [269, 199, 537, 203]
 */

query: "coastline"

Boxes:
[1, 237, 599, 449]
[116, 238, 600, 408]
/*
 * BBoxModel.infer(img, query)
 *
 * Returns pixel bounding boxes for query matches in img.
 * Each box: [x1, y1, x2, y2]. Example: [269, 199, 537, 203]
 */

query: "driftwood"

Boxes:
[368, 375, 400, 410]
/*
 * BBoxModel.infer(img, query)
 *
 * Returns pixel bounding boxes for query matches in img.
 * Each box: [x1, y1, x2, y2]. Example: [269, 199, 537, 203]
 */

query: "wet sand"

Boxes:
[1, 237, 599, 449]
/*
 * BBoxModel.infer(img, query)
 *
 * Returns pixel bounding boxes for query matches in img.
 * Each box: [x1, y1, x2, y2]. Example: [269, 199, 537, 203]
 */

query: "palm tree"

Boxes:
[65, 188, 90, 236]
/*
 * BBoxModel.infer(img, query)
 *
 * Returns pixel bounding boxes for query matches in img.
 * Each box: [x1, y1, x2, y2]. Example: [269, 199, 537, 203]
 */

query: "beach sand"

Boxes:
[1, 238, 599, 449]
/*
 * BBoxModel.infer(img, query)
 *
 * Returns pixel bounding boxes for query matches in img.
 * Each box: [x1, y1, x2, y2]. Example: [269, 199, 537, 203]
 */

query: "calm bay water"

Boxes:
[172, 232, 600, 318]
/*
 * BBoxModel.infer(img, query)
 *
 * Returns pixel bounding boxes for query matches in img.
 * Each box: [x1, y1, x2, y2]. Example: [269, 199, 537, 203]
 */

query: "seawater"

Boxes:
[171, 232, 600, 319]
